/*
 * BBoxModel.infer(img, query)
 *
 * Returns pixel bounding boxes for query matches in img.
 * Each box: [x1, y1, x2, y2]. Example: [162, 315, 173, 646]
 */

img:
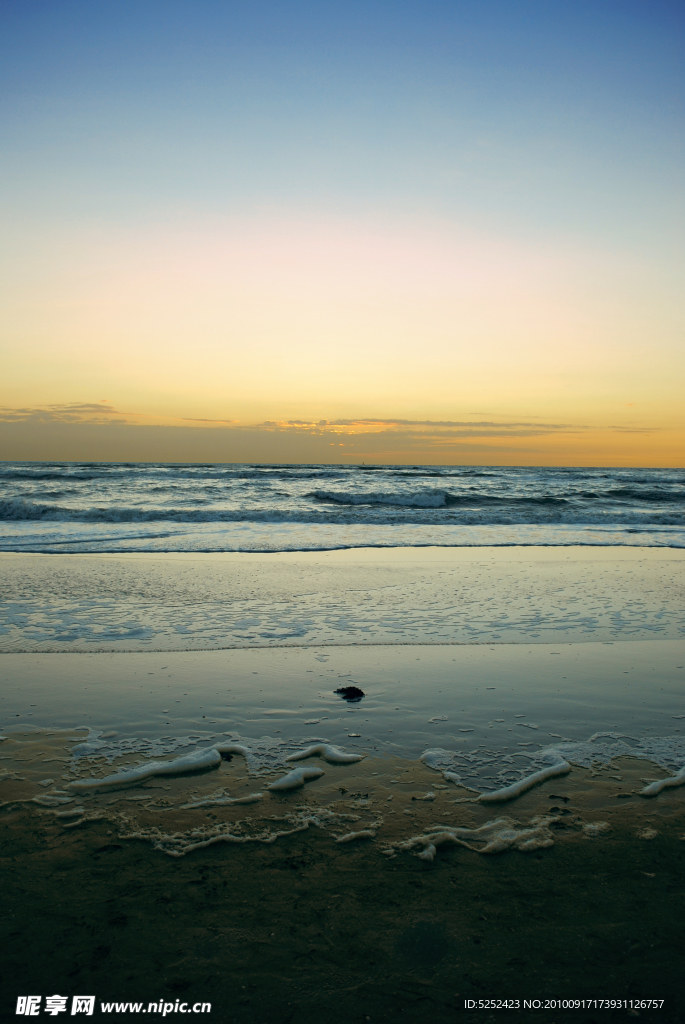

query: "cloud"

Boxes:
[267, 418, 590, 439]
[0, 405, 662, 460]
[606, 425, 661, 434]
[327, 419, 578, 429]
[0, 402, 128, 424]
[182, 417, 239, 424]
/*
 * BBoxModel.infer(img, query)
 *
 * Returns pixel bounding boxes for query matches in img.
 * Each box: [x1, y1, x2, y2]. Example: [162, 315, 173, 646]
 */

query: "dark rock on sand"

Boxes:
[335, 685, 365, 701]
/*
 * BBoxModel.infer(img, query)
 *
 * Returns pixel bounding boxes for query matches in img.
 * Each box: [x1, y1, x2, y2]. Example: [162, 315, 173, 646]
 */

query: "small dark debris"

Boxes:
[549, 794, 570, 802]
[335, 685, 365, 701]
[220, 751, 233, 761]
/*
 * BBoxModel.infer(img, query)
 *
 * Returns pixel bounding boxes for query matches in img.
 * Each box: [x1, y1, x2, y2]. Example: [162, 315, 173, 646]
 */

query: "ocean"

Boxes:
[1, 462, 684, 553]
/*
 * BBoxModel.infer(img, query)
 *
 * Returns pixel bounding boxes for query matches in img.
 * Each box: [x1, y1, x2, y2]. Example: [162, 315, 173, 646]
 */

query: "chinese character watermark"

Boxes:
[44, 997, 68, 1017]
[71, 998, 95, 1016]
[16, 997, 41, 1017]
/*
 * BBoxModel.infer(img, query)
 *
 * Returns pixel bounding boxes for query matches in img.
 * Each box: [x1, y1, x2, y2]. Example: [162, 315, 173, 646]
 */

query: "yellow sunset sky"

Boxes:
[1, 2, 683, 465]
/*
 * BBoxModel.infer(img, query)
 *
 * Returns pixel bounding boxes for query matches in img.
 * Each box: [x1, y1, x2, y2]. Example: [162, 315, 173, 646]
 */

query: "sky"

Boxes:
[1, 0, 683, 465]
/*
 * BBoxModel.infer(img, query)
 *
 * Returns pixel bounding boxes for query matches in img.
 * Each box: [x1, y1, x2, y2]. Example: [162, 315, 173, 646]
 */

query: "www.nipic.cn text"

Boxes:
[16, 996, 212, 1016]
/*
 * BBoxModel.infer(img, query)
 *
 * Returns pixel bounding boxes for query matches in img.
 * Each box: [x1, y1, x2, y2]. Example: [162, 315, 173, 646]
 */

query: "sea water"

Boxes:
[1, 462, 683, 552]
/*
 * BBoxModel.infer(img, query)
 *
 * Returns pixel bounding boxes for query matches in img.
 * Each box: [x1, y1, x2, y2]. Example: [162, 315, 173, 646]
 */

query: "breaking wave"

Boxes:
[1, 463, 684, 550]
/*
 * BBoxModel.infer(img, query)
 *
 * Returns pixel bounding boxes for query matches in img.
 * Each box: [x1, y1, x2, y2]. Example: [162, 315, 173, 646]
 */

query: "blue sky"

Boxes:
[3, 0, 682, 236]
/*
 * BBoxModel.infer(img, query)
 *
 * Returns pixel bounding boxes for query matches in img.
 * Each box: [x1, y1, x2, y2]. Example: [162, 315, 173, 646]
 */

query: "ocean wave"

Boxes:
[310, 488, 453, 508]
[310, 488, 588, 509]
[0, 466, 352, 485]
[2, 494, 685, 528]
[2, 465, 685, 546]
[1, 521, 684, 555]
[0, 470, 115, 482]
[603, 487, 685, 502]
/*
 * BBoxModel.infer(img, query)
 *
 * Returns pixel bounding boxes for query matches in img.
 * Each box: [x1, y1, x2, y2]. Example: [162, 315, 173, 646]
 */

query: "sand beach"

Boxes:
[1, 546, 684, 1021]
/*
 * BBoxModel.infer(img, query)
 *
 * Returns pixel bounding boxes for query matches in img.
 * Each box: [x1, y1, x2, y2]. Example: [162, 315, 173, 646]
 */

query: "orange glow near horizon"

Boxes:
[2, 212, 683, 465]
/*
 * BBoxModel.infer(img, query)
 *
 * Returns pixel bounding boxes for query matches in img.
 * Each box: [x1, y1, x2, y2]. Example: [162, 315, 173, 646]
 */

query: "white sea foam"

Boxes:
[267, 766, 325, 791]
[583, 822, 610, 837]
[55, 723, 685, 810]
[70, 730, 220, 764]
[67, 731, 294, 778]
[2, 520, 684, 558]
[181, 789, 263, 808]
[335, 829, 376, 843]
[392, 816, 558, 861]
[543, 733, 685, 777]
[286, 743, 363, 765]
[68, 746, 222, 793]
[65, 737, 276, 794]
[420, 734, 685, 797]
[478, 762, 571, 803]
[32, 794, 75, 807]
[421, 749, 460, 771]
[54, 806, 85, 819]
[640, 766, 685, 797]
[213, 742, 251, 758]
[120, 804, 360, 857]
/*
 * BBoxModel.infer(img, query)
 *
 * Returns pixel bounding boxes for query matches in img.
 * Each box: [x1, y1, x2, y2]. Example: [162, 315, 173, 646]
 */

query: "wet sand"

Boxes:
[2, 806, 684, 1023]
[1, 732, 685, 1022]
[2, 546, 685, 651]
[1, 547, 685, 1022]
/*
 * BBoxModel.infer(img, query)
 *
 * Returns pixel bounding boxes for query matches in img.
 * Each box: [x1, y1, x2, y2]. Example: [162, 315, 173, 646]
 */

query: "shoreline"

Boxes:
[3, 728, 684, 863]
[2, 640, 684, 791]
[3, 543, 685, 563]
[3, 546, 685, 654]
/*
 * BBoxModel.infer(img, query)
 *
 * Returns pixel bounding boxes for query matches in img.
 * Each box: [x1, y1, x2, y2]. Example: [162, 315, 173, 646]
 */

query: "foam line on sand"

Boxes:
[286, 743, 364, 764]
[68, 746, 222, 793]
[478, 761, 572, 803]
[392, 816, 558, 861]
[267, 766, 325, 791]
[640, 766, 685, 797]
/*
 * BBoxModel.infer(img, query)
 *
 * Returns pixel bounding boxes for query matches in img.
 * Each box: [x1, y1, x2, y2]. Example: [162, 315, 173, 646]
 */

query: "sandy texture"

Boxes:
[2, 547, 685, 1020]
[2, 547, 685, 651]
[1, 735, 684, 1022]
[2, 730, 683, 850]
